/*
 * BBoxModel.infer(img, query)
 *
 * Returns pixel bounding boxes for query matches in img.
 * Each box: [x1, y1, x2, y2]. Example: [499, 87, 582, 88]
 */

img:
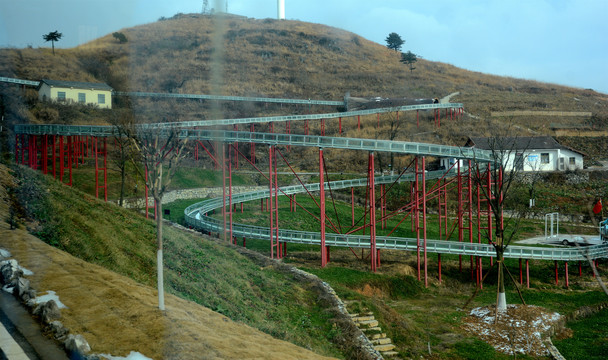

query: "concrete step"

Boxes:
[356, 319, 378, 328]
[361, 326, 382, 333]
[374, 344, 396, 352]
[371, 338, 392, 345]
[369, 333, 386, 340]
[382, 350, 399, 357]
[351, 315, 375, 322]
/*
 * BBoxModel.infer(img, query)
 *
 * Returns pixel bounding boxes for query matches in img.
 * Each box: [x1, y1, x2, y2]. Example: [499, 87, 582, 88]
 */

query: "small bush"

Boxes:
[112, 32, 128, 44]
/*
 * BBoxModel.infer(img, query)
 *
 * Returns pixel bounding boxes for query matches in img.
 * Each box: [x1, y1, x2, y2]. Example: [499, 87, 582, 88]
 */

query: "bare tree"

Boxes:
[466, 132, 534, 317]
[121, 124, 190, 310]
[109, 111, 137, 207]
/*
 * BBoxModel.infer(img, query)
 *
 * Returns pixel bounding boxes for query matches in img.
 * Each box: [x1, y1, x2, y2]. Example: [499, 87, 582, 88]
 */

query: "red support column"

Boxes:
[357, 115, 361, 130]
[519, 258, 523, 284]
[94, 138, 99, 198]
[526, 259, 530, 289]
[52, 135, 56, 178]
[222, 143, 233, 243]
[94, 137, 107, 200]
[593, 260, 597, 278]
[565, 261, 569, 289]
[338, 117, 342, 134]
[67, 136, 73, 186]
[438, 253, 442, 283]
[380, 184, 386, 230]
[21, 134, 26, 165]
[269, 146, 281, 259]
[438, 108, 441, 127]
[467, 162, 474, 281]
[351, 187, 355, 227]
[269, 145, 275, 256]
[42, 135, 48, 174]
[59, 136, 64, 183]
[250, 123, 256, 164]
[369, 152, 377, 272]
[422, 156, 428, 287]
[578, 261, 582, 277]
[233, 124, 239, 169]
[320, 147, 327, 267]
[457, 161, 463, 272]
[414, 158, 420, 280]
[478, 257, 483, 290]
[555, 261, 559, 285]
[103, 137, 108, 201]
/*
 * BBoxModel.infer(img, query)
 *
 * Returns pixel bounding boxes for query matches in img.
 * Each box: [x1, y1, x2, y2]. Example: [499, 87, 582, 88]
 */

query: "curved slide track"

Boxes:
[13, 101, 607, 288]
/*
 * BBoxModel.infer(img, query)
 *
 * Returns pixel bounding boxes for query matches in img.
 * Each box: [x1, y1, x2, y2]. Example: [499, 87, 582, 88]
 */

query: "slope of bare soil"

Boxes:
[0, 166, 335, 360]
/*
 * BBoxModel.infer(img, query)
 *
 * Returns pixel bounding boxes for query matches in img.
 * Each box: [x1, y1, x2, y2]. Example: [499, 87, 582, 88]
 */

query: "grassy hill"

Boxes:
[2, 13, 608, 359]
[3, 163, 350, 358]
[1, 13, 607, 126]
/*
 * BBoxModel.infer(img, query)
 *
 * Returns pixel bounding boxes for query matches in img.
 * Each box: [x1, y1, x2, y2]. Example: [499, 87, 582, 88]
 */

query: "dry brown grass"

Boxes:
[0, 224, 338, 359]
[1, 12, 607, 169]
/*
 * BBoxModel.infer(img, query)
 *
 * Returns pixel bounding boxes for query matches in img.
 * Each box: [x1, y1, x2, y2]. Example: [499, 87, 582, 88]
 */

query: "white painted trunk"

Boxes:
[157, 249, 165, 311]
[497, 291, 507, 311]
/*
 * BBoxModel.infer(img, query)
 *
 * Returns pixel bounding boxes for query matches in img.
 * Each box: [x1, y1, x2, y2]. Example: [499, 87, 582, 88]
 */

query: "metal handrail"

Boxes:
[184, 176, 608, 261]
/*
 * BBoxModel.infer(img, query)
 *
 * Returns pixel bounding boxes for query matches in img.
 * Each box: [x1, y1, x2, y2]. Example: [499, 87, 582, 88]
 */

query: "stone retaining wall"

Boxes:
[117, 186, 266, 208]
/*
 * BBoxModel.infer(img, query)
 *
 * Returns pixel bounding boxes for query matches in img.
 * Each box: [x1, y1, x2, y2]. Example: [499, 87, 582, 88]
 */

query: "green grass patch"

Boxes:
[553, 308, 608, 360]
[9, 165, 344, 358]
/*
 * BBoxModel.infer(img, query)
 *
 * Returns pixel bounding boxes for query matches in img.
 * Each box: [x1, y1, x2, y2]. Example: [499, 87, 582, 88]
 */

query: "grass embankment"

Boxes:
[164, 191, 608, 359]
[7, 164, 345, 358]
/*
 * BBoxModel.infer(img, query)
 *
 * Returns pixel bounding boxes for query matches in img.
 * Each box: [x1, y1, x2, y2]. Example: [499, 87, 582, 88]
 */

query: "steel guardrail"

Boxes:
[0, 76, 41, 87]
[13, 102, 463, 133]
[140, 103, 463, 129]
[184, 176, 608, 261]
[114, 91, 344, 106]
[13, 127, 492, 162]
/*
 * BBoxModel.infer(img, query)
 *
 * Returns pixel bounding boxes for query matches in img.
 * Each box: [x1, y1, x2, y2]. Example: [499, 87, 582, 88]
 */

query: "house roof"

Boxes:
[466, 136, 586, 156]
[38, 79, 113, 91]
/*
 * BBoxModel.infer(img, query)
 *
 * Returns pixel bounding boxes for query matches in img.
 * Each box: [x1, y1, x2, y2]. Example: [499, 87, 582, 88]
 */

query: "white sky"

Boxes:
[1, 0, 607, 94]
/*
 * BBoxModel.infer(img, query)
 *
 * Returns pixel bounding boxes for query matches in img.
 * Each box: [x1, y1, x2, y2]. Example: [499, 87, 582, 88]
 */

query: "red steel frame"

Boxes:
[222, 143, 234, 243]
[15, 110, 600, 289]
[320, 148, 328, 266]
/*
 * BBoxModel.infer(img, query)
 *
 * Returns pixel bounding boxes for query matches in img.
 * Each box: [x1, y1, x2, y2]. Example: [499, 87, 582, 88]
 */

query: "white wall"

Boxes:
[440, 148, 583, 172]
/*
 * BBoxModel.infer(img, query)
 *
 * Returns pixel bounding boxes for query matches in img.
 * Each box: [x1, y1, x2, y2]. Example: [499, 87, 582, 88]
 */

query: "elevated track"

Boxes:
[12, 101, 604, 288]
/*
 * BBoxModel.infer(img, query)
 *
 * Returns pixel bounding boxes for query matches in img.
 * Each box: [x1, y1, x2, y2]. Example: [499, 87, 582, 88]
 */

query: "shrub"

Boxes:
[112, 32, 128, 44]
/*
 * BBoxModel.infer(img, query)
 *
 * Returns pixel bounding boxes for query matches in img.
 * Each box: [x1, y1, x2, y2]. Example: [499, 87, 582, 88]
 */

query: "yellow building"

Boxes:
[38, 79, 113, 109]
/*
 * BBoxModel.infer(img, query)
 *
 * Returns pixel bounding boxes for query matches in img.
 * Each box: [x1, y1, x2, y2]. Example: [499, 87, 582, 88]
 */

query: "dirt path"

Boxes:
[440, 92, 460, 103]
[0, 167, 336, 360]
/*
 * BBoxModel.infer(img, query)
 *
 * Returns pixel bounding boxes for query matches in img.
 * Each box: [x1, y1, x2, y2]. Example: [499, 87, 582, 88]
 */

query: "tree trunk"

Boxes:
[496, 249, 507, 312]
[119, 162, 125, 207]
[155, 195, 165, 311]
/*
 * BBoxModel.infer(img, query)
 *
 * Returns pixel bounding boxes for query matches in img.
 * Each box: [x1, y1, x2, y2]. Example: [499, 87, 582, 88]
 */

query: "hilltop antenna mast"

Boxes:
[278, 0, 285, 19]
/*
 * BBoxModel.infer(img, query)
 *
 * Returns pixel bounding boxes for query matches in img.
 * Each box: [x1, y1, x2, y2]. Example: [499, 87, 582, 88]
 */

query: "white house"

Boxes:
[38, 79, 113, 109]
[440, 136, 585, 172]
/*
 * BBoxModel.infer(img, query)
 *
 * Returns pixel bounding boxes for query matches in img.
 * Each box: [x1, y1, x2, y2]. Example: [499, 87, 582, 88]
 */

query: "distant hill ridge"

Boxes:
[0, 12, 606, 146]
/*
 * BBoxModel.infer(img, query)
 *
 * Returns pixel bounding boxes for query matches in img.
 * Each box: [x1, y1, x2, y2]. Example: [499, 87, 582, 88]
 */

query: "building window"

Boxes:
[541, 153, 550, 164]
[57, 91, 66, 101]
[569, 157, 576, 165]
[98, 94, 105, 104]
[78, 93, 86, 103]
